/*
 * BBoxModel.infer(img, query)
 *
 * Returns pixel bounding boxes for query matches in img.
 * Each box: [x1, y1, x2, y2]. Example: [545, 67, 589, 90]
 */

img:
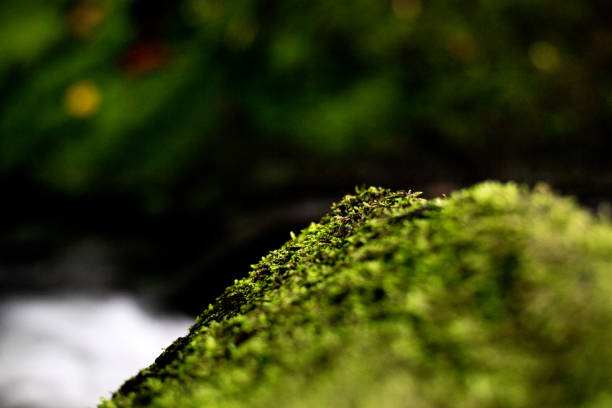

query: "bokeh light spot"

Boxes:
[391, 0, 422, 20]
[529, 41, 560, 72]
[191, 0, 224, 21]
[64, 80, 101, 118]
[226, 18, 259, 49]
[446, 31, 477, 61]
[68, 1, 106, 38]
[120, 42, 169, 76]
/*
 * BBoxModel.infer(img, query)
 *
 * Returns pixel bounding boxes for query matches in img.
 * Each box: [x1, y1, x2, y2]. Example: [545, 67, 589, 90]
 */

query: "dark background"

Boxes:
[1, 0, 612, 316]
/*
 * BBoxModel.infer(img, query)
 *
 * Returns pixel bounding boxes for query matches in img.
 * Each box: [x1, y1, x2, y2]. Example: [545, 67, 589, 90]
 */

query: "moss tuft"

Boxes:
[100, 182, 612, 408]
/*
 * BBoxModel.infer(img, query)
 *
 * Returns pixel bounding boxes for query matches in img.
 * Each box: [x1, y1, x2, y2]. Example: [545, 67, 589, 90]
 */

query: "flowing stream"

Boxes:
[0, 295, 192, 408]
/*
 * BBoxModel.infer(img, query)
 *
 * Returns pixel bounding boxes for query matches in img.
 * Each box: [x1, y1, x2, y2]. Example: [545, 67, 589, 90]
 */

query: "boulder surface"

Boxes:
[100, 182, 612, 408]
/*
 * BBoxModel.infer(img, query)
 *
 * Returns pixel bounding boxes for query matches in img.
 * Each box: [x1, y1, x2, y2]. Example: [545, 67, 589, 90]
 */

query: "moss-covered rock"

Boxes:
[100, 182, 612, 408]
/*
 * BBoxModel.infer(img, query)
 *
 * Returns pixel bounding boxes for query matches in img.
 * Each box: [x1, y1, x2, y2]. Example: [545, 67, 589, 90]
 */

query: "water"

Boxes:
[0, 295, 192, 408]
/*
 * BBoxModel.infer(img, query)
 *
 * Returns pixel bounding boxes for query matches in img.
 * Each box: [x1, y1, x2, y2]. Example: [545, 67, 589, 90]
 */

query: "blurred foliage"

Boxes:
[1, 0, 611, 211]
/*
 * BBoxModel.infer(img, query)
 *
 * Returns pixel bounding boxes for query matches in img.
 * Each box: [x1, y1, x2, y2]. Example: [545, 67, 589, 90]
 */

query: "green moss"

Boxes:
[100, 182, 612, 408]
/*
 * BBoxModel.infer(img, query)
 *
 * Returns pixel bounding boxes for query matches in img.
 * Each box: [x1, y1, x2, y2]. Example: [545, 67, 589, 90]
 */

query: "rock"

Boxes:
[100, 182, 612, 407]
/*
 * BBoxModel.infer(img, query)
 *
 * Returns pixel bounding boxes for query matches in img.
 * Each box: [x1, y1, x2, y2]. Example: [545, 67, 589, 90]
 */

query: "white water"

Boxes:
[0, 295, 192, 408]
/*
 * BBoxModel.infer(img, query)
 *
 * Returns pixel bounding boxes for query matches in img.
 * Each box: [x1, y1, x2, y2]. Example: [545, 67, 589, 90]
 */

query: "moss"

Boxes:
[100, 182, 612, 408]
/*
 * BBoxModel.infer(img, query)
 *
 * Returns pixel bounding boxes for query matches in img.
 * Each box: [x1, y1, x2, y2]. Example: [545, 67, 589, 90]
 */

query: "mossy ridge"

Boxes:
[100, 182, 612, 408]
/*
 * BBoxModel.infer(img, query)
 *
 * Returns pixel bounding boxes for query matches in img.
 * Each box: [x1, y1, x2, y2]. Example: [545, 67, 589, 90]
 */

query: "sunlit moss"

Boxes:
[100, 182, 612, 408]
